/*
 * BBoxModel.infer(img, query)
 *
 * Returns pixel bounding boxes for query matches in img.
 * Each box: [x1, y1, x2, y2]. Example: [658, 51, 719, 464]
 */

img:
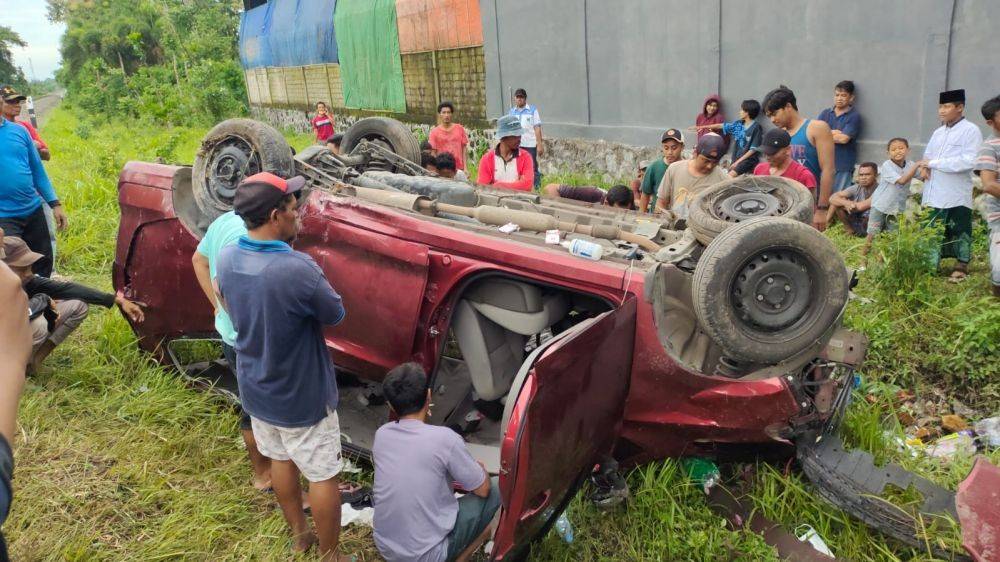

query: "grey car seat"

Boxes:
[452, 280, 569, 402]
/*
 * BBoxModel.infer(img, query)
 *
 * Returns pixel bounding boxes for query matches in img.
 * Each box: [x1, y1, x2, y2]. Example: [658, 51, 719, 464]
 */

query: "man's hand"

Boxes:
[813, 209, 829, 231]
[52, 205, 68, 230]
[536, 142, 544, 158]
[115, 295, 146, 323]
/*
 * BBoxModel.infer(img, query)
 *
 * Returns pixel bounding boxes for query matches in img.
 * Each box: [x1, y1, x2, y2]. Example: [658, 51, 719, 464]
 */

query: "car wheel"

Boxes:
[692, 217, 848, 364]
[340, 117, 421, 171]
[192, 119, 294, 217]
[687, 175, 814, 245]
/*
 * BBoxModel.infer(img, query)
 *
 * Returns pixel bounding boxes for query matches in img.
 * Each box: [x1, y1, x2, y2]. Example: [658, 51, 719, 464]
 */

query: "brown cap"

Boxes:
[1, 237, 43, 268]
[661, 128, 683, 143]
[695, 133, 726, 161]
[0, 85, 26, 103]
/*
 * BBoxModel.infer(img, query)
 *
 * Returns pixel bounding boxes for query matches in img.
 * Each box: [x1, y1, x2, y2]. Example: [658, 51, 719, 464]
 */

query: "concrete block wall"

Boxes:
[437, 47, 486, 121]
[401, 52, 437, 116]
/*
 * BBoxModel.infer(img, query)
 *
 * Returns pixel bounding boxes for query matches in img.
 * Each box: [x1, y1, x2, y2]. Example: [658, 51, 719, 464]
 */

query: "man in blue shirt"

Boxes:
[216, 172, 352, 561]
[0, 114, 68, 277]
[818, 80, 863, 193]
[509, 88, 543, 187]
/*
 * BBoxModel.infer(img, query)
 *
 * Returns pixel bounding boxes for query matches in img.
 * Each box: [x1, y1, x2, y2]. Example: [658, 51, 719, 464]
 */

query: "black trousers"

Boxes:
[524, 146, 541, 188]
[0, 206, 53, 277]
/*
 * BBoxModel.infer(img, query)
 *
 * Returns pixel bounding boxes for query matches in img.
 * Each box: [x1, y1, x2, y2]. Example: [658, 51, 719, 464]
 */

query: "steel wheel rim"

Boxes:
[714, 191, 784, 222]
[731, 248, 814, 332]
[208, 137, 260, 202]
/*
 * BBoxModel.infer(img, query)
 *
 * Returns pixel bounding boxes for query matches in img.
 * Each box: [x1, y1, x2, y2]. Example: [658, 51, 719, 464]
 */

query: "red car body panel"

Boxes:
[114, 162, 812, 557]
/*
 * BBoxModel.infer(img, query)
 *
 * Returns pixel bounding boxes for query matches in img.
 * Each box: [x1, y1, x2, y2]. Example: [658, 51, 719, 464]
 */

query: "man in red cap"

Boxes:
[215, 173, 352, 561]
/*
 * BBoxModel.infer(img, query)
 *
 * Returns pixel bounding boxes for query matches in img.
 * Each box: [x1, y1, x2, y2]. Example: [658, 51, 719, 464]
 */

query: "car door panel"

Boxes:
[492, 298, 636, 560]
[297, 213, 430, 380]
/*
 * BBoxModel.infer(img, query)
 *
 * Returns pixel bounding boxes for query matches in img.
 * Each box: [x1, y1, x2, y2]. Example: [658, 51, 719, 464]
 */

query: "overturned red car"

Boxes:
[117, 117, 985, 560]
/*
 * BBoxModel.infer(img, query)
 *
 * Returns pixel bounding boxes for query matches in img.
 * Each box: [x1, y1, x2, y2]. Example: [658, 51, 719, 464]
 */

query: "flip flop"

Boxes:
[948, 270, 968, 283]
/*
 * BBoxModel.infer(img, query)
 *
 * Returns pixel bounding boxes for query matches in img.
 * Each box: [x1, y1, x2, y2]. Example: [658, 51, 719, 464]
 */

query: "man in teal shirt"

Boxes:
[191, 211, 273, 490]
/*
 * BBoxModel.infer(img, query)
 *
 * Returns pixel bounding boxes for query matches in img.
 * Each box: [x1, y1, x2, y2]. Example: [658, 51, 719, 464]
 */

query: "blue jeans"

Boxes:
[832, 170, 853, 193]
[524, 146, 541, 188]
[446, 477, 500, 560]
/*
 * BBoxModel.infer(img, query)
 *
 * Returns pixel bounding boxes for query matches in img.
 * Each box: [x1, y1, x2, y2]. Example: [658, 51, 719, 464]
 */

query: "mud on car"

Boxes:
[111, 118, 998, 560]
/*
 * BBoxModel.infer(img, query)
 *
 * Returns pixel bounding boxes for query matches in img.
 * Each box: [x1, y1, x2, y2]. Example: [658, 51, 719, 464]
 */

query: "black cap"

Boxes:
[759, 128, 791, 156]
[0, 85, 26, 103]
[695, 134, 726, 161]
[514, 88, 527, 98]
[234, 172, 305, 219]
[939, 89, 965, 105]
[661, 128, 683, 143]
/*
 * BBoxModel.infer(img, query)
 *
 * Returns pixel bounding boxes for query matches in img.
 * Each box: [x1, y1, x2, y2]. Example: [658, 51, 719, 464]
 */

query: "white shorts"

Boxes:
[250, 409, 344, 482]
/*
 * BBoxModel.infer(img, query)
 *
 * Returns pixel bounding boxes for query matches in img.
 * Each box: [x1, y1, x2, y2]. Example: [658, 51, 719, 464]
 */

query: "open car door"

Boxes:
[491, 297, 636, 561]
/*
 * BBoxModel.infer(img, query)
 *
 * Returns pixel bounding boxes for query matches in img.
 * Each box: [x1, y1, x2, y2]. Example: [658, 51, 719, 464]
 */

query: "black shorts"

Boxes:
[221, 342, 252, 431]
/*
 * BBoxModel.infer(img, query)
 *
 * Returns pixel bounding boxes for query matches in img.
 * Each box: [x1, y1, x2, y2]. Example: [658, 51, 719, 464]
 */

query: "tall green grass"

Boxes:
[9, 106, 997, 561]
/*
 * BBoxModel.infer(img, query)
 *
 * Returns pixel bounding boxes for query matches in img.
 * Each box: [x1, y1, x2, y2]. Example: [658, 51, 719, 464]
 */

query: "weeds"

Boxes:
[9, 108, 998, 561]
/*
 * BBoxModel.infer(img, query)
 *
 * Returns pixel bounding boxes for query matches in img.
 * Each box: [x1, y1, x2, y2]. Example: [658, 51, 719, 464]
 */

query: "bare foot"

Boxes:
[292, 531, 317, 554]
[301, 491, 311, 512]
[253, 478, 272, 492]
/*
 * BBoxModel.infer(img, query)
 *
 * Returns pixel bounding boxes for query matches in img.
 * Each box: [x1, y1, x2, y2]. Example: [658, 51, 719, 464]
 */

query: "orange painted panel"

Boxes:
[396, 0, 483, 53]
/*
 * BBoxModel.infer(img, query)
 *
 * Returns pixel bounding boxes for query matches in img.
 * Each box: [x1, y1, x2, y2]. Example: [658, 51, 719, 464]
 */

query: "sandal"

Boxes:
[948, 270, 968, 283]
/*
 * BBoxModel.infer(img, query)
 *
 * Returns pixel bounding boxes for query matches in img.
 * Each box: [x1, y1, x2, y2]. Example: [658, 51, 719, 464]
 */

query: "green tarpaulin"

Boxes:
[334, 0, 406, 112]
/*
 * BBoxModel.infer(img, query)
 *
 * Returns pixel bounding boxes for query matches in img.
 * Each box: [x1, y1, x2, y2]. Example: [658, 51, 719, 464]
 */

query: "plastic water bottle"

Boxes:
[554, 512, 574, 543]
[561, 239, 604, 261]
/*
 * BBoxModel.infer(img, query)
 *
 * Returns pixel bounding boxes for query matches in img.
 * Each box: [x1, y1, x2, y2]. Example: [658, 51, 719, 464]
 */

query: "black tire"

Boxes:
[692, 217, 848, 364]
[340, 117, 421, 171]
[192, 119, 294, 217]
[688, 175, 814, 245]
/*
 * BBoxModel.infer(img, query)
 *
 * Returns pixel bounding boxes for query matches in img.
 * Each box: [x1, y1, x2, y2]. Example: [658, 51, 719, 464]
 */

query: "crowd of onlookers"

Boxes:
[311, 82, 999, 297]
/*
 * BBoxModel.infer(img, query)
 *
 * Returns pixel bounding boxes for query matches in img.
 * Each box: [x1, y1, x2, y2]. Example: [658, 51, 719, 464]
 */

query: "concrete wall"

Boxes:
[481, 0, 998, 163]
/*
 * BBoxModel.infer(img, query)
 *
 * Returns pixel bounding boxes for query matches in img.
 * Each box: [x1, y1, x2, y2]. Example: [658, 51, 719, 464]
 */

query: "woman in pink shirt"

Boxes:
[428, 101, 469, 171]
[310, 102, 335, 143]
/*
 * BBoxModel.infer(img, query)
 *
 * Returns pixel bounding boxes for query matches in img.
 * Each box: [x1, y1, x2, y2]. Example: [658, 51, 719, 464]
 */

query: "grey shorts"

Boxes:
[251, 408, 344, 482]
[867, 207, 898, 236]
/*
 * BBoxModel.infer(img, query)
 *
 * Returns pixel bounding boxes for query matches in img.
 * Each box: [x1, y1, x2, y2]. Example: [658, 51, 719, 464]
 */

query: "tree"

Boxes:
[0, 25, 27, 88]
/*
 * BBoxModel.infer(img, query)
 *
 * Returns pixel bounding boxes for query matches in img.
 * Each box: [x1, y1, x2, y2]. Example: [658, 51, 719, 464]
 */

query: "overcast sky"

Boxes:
[1, 1, 65, 80]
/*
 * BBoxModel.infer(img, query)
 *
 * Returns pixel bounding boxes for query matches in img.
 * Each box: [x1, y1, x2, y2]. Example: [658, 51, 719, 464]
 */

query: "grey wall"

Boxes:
[481, 0, 999, 163]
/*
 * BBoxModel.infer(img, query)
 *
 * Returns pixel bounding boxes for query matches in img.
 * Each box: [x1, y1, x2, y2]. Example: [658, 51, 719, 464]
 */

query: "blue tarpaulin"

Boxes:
[239, 0, 339, 68]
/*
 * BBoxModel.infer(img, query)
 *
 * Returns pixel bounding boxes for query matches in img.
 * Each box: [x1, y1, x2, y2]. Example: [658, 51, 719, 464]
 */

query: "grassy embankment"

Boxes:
[7, 107, 997, 561]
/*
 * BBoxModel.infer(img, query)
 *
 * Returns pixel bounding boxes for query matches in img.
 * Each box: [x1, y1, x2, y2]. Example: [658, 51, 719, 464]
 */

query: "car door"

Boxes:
[295, 205, 430, 380]
[491, 297, 636, 561]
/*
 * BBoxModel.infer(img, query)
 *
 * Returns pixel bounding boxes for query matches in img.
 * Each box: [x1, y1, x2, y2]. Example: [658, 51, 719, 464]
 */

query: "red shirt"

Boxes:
[476, 147, 534, 191]
[753, 160, 817, 190]
[428, 124, 469, 170]
[311, 114, 334, 142]
[16, 119, 47, 151]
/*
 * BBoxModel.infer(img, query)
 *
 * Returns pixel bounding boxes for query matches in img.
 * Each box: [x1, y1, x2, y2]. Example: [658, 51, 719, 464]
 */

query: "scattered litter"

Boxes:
[926, 431, 976, 459]
[498, 222, 519, 234]
[682, 457, 720, 494]
[795, 524, 834, 557]
[545, 229, 561, 244]
[340, 458, 363, 474]
[340, 503, 374, 528]
[553, 512, 574, 543]
[941, 414, 969, 433]
[137, 384, 149, 393]
[974, 417, 1000, 448]
[561, 238, 604, 261]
